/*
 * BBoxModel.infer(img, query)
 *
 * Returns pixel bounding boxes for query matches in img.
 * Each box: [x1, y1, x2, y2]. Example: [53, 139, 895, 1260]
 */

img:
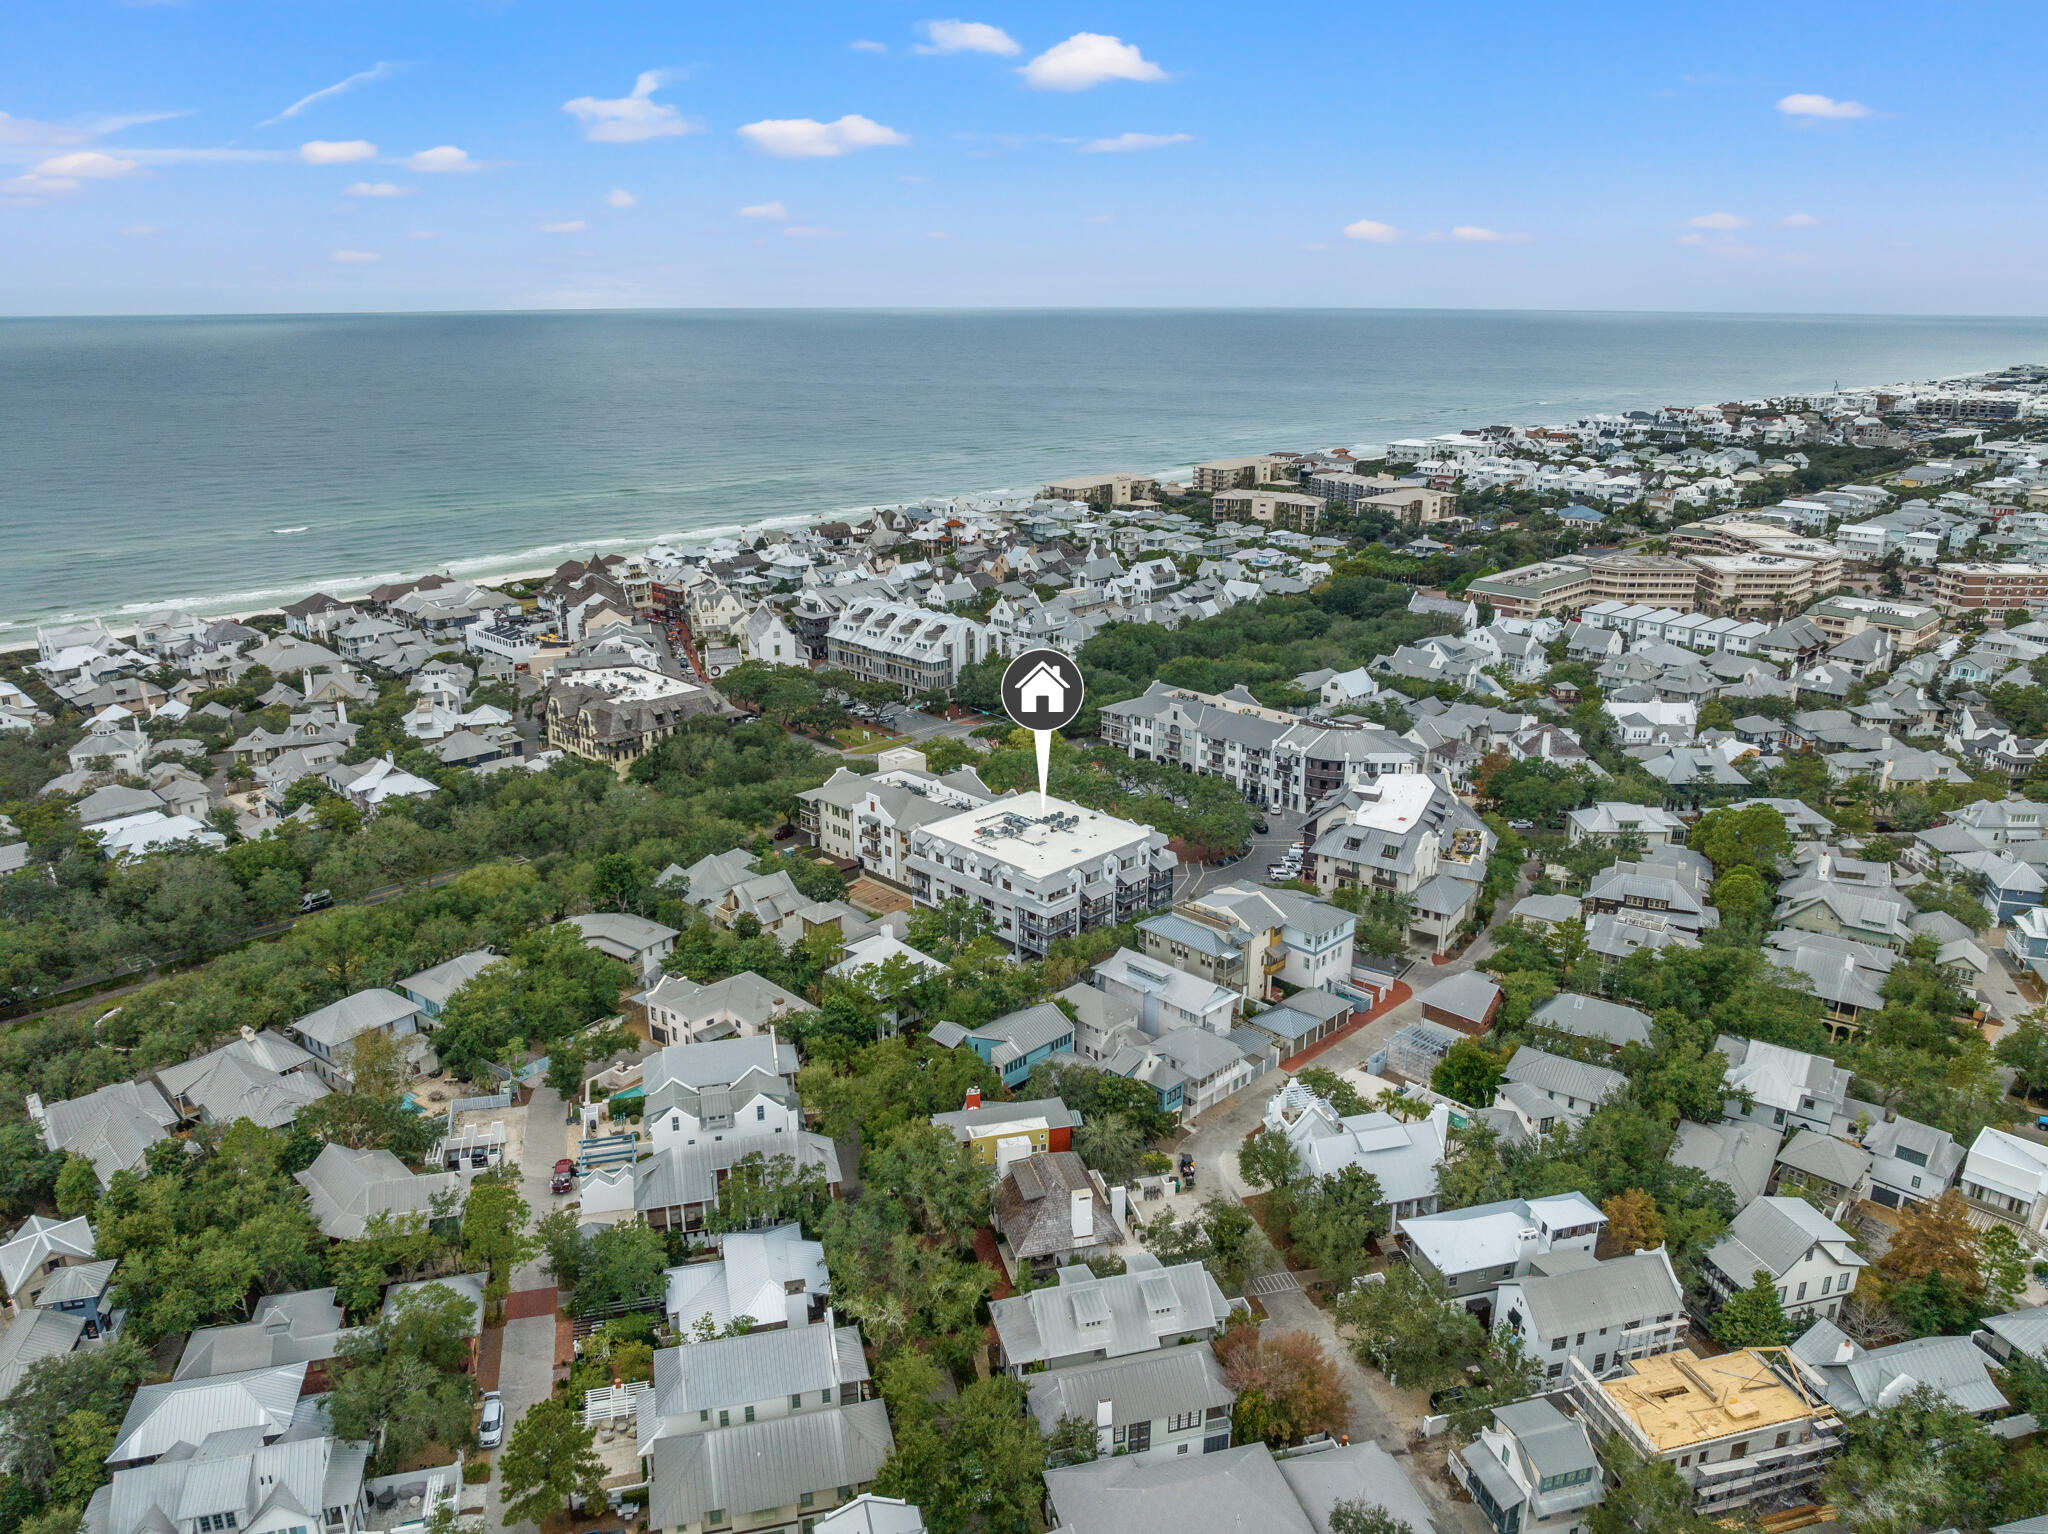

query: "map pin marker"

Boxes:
[999, 648, 1086, 810]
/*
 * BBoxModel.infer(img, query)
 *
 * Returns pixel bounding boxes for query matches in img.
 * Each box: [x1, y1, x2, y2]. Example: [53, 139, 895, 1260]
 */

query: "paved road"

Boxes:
[483, 1082, 574, 1534]
[1157, 860, 1529, 1534]
[1179, 805, 1310, 902]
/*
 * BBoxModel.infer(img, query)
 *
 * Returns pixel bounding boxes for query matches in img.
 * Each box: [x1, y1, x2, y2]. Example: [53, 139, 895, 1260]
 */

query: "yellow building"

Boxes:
[928, 1090, 1077, 1166]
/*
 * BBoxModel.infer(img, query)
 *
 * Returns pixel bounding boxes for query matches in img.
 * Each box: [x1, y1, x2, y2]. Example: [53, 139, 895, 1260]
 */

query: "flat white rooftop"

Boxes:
[1346, 774, 1439, 834]
[917, 794, 1156, 879]
[560, 665, 702, 702]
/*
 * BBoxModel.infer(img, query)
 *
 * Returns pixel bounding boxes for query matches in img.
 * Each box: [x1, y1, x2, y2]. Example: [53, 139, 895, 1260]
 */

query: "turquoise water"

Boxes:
[4, 308, 2046, 638]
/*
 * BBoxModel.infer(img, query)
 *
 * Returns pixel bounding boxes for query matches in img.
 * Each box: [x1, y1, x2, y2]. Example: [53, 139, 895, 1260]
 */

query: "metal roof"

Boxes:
[647, 1400, 894, 1532]
[1045, 1442, 1317, 1534]
[1025, 1346, 1234, 1433]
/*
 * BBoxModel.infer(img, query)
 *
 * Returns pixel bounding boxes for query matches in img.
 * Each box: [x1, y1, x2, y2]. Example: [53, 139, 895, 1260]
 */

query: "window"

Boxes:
[822, 1390, 833, 1405]
[756, 1105, 765, 1121]
[705, 1512, 726, 1529]
[1593, 1354, 1605, 1372]
[1774, 1432, 1790, 1449]
[1546, 1363, 1563, 1379]
[1730, 1441, 1749, 1460]
[792, 1393, 804, 1409]
[800, 1493, 814, 1508]
[700, 1409, 710, 1422]
[1575, 1333, 1586, 1346]
[1169, 1411, 1201, 1432]
[1820, 1276, 1831, 1296]
[838, 1488, 855, 1502]
[1551, 1337, 1566, 1351]
[719, 1409, 730, 1427]
[1796, 1282, 1807, 1302]
[744, 1405, 756, 1423]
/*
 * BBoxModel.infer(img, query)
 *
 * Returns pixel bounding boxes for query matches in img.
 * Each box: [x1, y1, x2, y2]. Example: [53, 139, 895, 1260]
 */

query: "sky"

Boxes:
[3, 0, 2045, 315]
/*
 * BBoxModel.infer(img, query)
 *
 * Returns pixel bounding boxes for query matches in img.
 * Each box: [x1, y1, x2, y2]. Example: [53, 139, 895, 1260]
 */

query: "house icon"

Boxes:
[1018, 662, 1068, 716]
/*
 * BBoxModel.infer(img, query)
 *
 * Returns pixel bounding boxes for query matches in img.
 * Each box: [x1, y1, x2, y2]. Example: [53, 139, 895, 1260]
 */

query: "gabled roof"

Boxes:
[397, 949, 501, 1008]
[1502, 1247, 1684, 1341]
[290, 989, 420, 1052]
[1046, 1442, 1318, 1534]
[1529, 992, 1651, 1048]
[293, 1144, 462, 1241]
[0, 1306, 86, 1398]
[1706, 1196, 1865, 1285]
[1774, 1129, 1873, 1188]
[1025, 1345, 1234, 1435]
[110, 1363, 309, 1463]
[0, 1213, 95, 1295]
[639, 1401, 897, 1534]
[1791, 1319, 2009, 1418]
[38, 1080, 178, 1186]
[1669, 1120, 1780, 1209]
[990, 1254, 1229, 1368]
[1500, 1046, 1625, 1108]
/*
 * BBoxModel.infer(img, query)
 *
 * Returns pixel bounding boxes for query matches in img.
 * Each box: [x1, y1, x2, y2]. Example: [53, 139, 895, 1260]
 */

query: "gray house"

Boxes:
[1456, 1397, 1604, 1534]
[1025, 1346, 1235, 1460]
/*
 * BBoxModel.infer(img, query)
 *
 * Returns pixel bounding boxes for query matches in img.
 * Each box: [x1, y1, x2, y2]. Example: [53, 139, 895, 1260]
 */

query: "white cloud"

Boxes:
[850, 39, 887, 53]
[1020, 34, 1166, 91]
[737, 115, 908, 158]
[1777, 93, 1872, 119]
[738, 201, 789, 219]
[915, 20, 1020, 56]
[34, 151, 140, 179]
[260, 62, 397, 126]
[1451, 225, 1531, 243]
[345, 181, 415, 198]
[538, 220, 588, 233]
[562, 71, 702, 143]
[1080, 131, 1191, 154]
[330, 249, 381, 263]
[405, 145, 481, 173]
[122, 224, 159, 236]
[1687, 211, 1748, 230]
[1343, 218, 1399, 243]
[1779, 212, 1821, 228]
[782, 225, 838, 238]
[300, 139, 377, 165]
[0, 110, 89, 147]
[605, 188, 637, 208]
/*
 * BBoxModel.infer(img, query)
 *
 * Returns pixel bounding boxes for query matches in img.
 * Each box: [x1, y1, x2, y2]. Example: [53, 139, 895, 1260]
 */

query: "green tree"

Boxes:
[460, 1175, 535, 1305]
[1296, 1067, 1368, 1117]
[0, 1336, 151, 1495]
[534, 1207, 586, 1291]
[44, 1409, 116, 1512]
[0, 1121, 64, 1221]
[1823, 1383, 2011, 1534]
[1073, 1111, 1147, 1185]
[1588, 1436, 1720, 1534]
[1432, 1038, 1507, 1107]
[703, 1150, 833, 1236]
[1687, 803, 1791, 877]
[859, 1125, 988, 1245]
[52, 1156, 97, 1220]
[499, 1398, 608, 1527]
[1331, 1265, 1482, 1391]
[874, 1373, 1047, 1534]
[1236, 1128, 1303, 1196]
[1288, 1166, 1387, 1285]
[571, 1222, 669, 1317]
[1996, 1008, 2048, 1100]
[1138, 1198, 1279, 1295]
[1328, 1500, 1415, 1534]
[1709, 1268, 1791, 1348]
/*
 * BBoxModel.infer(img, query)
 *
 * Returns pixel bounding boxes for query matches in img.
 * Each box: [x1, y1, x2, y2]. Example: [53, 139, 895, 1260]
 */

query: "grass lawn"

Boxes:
[831, 726, 917, 755]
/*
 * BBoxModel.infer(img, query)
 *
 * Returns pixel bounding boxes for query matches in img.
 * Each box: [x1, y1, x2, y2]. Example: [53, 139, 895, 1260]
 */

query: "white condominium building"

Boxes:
[906, 795, 1177, 958]
[825, 601, 991, 694]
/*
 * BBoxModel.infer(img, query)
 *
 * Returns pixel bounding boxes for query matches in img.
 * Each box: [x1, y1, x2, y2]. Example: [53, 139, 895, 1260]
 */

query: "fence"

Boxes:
[583, 1383, 639, 1427]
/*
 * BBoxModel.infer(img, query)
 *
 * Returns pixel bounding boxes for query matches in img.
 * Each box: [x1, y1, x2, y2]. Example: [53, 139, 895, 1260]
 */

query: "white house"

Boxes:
[1703, 1196, 1866, 1325]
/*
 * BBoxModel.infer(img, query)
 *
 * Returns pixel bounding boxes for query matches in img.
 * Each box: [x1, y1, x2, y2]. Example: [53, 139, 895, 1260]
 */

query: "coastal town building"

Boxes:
[825, 601, 991, 695]
[544, 664, 724, 768]
[905, 796, 1176, 958]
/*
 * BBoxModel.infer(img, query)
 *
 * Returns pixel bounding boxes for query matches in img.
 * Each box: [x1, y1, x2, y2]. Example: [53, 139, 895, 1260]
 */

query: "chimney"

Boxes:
[239, 1025, 258, 1044]
[336, 700, 348, 727]
[965, 1086, 982, 1110]
[1070, 1186, 1093, 1242]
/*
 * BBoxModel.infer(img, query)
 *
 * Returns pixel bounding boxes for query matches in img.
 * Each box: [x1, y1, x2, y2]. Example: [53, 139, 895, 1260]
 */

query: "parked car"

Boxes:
[1251, 815, 1270, 834]
[1507, 819, 1534, 831]
[551, 1157, 577, 1194]
[478, 1391, 504, 1448]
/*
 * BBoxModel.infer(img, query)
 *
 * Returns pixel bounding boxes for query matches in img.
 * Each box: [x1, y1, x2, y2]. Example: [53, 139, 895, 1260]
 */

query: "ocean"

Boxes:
[4, 308, 2046, 642]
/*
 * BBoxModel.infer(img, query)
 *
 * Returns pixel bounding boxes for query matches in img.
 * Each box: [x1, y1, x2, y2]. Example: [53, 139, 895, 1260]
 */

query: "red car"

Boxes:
[551, 1158, 576, 1194]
